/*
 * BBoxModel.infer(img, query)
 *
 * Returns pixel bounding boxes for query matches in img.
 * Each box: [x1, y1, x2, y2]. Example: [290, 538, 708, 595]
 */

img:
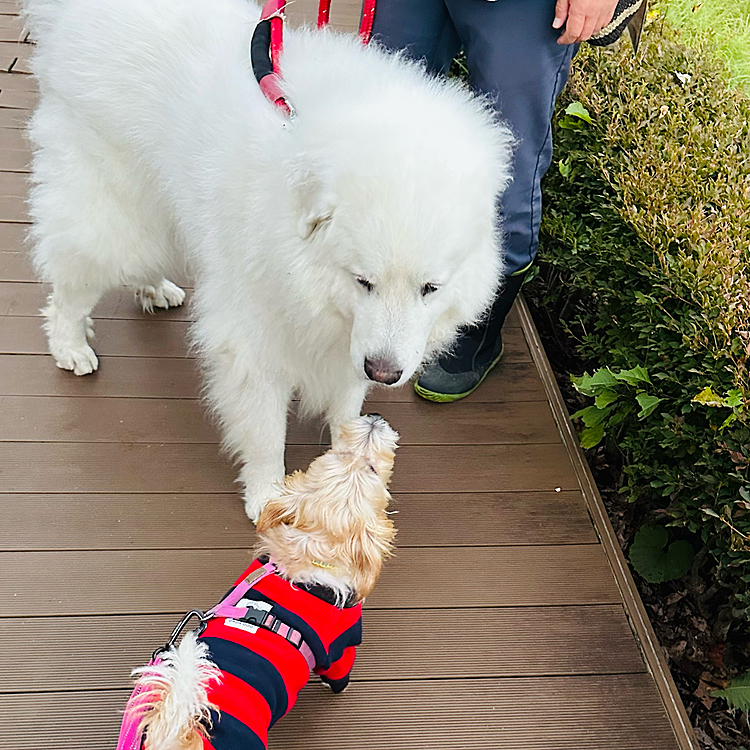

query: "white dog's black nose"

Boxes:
[364, 358, 403, 385]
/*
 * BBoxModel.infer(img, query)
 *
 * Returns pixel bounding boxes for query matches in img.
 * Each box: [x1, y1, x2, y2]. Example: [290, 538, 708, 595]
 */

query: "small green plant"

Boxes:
[628, 524, 694, 582]
[693, 386, 747, 430]
[571, 366, 661, 448]
[558, 101, 594, 130]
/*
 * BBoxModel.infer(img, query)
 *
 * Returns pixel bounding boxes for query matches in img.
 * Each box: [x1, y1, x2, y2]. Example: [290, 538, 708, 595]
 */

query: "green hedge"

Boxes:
[531, 22, 750, 624]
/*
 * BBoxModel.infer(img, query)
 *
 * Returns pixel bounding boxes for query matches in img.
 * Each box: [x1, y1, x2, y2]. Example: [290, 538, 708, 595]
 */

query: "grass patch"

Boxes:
[656, 0, 750, 91]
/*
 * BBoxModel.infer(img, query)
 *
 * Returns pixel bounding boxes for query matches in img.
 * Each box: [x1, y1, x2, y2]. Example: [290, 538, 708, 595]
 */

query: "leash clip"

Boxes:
[152, 609, 208, 661]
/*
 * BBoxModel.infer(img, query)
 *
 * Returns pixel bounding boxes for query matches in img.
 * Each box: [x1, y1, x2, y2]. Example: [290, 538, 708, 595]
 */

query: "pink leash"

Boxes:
[116, 563, 301, 750]
[252, 0, 378, 116]
[115, 653, 168, 750]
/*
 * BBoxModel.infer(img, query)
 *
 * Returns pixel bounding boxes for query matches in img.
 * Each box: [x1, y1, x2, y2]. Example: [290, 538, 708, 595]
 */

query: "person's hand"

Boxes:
[553, 0, 619, 44]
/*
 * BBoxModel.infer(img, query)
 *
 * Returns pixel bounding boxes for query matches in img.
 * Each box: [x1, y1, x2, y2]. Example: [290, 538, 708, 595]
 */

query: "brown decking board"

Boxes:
[0, 353, 543, 400]
[1, 546, 621, 617]
[0, 282, 195, 318]
[0, 252, 34, 282]
[0, 395, 560, 444]
[0, 41, 32, 74]
[2, 605, 643, 693]
[0, 105, 27, 127]
[2, 490, 596, 550]
[0, 72, 36, 109]
[0, 314, 534, 359]
[0, 145, 27, 170]
[0, 221, 31, 250]
[0, 15, 24, 43]
[1, 676, 679, 750]
[0, 442, 580, 493]
[0, 7, 695, 750]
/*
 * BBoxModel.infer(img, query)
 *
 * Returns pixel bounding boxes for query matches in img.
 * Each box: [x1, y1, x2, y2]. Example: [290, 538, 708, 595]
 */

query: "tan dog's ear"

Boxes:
[369, 445, 396, 486]
[348, 512, 395, 599]
[255, 497, 294, 534]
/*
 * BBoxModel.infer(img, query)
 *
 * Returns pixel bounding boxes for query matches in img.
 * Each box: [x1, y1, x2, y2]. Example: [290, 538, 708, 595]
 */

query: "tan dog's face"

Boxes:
[256, 414, 398, 601]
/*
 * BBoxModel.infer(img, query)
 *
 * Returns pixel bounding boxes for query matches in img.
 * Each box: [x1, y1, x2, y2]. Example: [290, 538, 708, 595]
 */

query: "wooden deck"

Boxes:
[0, 3, 698, 749]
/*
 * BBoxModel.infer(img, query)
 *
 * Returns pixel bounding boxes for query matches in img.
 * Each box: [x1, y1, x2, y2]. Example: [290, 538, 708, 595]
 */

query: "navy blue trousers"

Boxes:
[371, 0, 577, 276]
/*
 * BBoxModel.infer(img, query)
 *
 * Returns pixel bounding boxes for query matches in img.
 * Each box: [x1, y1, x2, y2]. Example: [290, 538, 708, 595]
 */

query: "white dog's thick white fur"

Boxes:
[23, 0, 514, 519]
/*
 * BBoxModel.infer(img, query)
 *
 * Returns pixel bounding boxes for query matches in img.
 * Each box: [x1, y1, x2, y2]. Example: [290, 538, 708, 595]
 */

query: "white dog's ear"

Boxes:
[298, 194, 335, 239]
[289, 162, 336, 239]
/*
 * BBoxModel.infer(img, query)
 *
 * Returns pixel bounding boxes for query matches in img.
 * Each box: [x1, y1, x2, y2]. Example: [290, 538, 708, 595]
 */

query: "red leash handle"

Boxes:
[318, 0, 331, 28]
[317, 0, 377, 43]
[251, 0, 294, 116]
[252, 0, 378, 117]
[358, 0, 377, 44]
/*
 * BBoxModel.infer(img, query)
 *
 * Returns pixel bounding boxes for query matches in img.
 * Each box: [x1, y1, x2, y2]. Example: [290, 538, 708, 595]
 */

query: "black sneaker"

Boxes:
[414, 271, 525, 403]
[415, 335, 504, 402]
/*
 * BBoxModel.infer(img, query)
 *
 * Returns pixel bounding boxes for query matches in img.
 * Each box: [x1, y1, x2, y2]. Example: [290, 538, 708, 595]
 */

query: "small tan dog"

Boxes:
[117, 414, 398, 750]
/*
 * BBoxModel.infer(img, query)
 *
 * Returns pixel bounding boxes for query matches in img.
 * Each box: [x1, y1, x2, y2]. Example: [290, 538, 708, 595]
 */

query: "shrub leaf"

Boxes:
[564, 101, 593, 123]
[571, 368, 618, 396]
[572, 404, 611, 427]
[613, 366, 651, 386]
[693, 386, 725, 407]
[629, 525, 694, 583]
[710, 674, 750, 712]
[595, 389, 620, 408]
[580, 424, 605, 449]
[636, 393, 663, 419]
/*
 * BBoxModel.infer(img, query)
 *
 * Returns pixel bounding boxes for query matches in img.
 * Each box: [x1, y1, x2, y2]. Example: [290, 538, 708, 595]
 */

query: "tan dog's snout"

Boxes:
[343, 414, 399, 482]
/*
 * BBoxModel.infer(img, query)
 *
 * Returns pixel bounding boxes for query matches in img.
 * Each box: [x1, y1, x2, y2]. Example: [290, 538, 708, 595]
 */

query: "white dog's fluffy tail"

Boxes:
[131, 632, 221, 750]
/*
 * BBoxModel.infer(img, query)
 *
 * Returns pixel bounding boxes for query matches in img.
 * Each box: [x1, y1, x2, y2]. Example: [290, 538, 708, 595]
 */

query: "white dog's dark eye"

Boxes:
[421, 283, 439, 297]
[357, 277, 374, 292]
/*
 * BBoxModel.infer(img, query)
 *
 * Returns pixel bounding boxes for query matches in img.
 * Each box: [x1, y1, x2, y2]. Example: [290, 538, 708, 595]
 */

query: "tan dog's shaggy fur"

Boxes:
[256, 416, 398, 602]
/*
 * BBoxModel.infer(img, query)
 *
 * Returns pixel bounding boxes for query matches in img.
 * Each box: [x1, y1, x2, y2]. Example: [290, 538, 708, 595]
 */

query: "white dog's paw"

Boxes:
[244, 494, 267, 525]
[52, 343, 99, 376]
[241, 468, 283, 524]
[85, 316, 95, 341]
[243, 485, 279, 524]
[136, 279, 186, 313]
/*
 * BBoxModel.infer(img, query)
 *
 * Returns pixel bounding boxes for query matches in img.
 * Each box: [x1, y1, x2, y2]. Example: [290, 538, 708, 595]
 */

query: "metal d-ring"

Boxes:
[151, 609, 208, 661]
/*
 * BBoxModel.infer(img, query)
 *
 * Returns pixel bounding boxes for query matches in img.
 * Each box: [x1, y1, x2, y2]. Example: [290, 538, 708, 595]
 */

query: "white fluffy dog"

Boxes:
[23, 0, 513, 519]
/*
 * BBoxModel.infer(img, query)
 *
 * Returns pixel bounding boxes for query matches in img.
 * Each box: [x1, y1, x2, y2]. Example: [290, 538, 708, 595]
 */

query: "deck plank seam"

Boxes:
[0, 669, 656, 699]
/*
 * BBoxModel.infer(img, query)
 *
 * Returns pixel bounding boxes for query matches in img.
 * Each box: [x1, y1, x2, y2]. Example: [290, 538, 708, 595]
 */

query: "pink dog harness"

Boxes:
[116, 563, 280, 750]
[116, 560, 363, 750]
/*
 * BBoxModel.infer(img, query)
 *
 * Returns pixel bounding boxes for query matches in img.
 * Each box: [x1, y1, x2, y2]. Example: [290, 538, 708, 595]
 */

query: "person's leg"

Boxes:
[370, 0, 461, 75]
[416, 0, 577, 401]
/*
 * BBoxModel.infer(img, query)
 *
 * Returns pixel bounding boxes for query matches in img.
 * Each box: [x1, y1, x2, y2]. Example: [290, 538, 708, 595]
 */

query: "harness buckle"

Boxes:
[240, 605, 269, 627]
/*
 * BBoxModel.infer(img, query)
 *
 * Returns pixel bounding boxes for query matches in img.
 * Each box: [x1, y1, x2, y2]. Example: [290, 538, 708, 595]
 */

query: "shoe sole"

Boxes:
[413, 346, 505, 403]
